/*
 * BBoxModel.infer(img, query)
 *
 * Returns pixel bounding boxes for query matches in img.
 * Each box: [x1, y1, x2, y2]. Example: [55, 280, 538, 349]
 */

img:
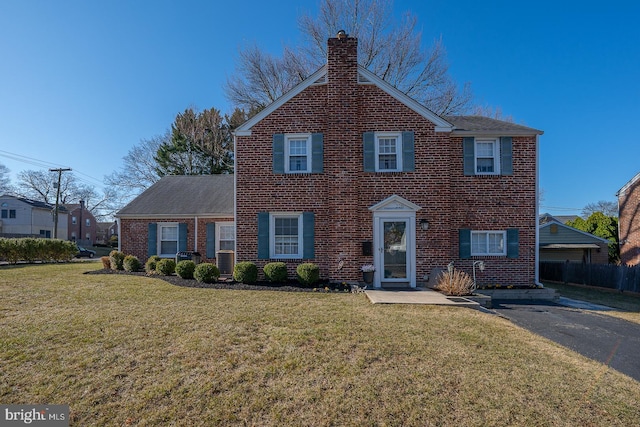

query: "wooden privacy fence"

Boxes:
[540, 261, 640, 293]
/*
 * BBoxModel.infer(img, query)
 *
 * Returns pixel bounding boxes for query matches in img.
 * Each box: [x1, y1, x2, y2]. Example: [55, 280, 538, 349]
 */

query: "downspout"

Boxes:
[194, 216, 198, 252]
[535, 134, 541, 287]
[117, 218, 121, 252]
[233, 133, 238, 259]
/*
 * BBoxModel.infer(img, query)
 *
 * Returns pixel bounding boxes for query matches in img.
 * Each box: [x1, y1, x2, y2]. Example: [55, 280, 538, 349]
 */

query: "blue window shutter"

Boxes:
[206, 222, 216, 258]
[507, 228, 519, 258]
[147, 223, 157, 257]
[302, 212, 315, 259]
[273, 134, 285, 174]
[500, 137, 513, 175]
[463, 137, 475, 176]
[459, 229, 471, 259]
[178, 223, 188, 252]
[402, 131, 415, 172]
[311, 133, 323, 173]
[363, 132, 375, 172]
[257, 212, 270, 259]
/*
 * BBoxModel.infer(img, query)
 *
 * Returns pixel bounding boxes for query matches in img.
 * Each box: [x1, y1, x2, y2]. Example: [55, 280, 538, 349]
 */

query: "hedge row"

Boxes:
[0, 238, 77, 264]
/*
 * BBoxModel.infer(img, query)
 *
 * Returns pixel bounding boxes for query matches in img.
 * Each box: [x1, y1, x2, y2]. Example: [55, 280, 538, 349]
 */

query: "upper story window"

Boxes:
[286, 134, 311, 173]
[475, 139, 500, 174]
[85, 218, 91, 227]
[72, 216, 77, 224]
[273, 133, 323, 174]
[363, 131, 415, 173]
[1, 209, 16, 219]
[376, 133, 402, 172]
[463, 136, 513, 176]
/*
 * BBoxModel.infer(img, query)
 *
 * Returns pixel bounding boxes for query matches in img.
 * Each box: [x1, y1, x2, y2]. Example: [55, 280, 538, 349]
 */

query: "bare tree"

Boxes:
[0, 163, 12, 194]
[582, 201, 618, 218]
[470, 104, 514, 122]
[225, 0, 473, 116]
[14, 169, 110, 218]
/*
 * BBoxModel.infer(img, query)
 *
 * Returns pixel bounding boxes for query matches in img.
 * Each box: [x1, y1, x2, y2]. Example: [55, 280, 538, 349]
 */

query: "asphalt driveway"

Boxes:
[492, 300, 640, 382]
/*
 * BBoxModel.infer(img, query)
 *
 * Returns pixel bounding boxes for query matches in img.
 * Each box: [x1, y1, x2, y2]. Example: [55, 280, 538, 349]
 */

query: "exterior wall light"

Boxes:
[419, 219, 429, 230]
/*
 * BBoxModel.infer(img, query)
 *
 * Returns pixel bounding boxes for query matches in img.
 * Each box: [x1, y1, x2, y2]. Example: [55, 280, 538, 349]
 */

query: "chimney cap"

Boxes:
[336, 30, 348, 39]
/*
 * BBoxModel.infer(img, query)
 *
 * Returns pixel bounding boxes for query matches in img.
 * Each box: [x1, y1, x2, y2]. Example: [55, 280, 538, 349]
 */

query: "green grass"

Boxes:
[544, 281, 640, 324]
[2, 264, 640, 426]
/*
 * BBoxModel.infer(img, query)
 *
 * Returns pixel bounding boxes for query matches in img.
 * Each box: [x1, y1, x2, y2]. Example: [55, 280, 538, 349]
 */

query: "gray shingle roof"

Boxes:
[446, 115, 543, 136]
[116, 175, 233, 217]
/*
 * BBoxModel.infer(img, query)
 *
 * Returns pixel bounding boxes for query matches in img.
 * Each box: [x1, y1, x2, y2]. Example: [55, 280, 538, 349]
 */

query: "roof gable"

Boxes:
[234, 65, 453, 136]
[539, 221, 610, 244]
[617, 171, 640, 197]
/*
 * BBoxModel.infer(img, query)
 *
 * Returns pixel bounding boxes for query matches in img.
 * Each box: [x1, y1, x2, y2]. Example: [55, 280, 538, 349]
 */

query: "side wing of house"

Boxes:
[618, 172, 640, 265]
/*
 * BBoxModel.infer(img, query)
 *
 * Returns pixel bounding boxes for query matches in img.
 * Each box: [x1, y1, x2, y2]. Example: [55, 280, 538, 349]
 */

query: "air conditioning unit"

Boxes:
[216, 251, 235, 276]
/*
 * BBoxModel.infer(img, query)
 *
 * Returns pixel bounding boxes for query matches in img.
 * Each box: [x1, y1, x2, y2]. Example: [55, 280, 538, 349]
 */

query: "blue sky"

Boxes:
[1, 0, 639, 216]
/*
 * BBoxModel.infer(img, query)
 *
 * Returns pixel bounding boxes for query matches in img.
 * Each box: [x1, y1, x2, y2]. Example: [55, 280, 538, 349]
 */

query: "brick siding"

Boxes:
[235, 36, 538, 287]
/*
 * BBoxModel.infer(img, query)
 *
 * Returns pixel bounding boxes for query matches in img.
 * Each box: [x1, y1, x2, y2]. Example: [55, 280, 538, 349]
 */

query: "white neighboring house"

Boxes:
[0, 194, 68, 239]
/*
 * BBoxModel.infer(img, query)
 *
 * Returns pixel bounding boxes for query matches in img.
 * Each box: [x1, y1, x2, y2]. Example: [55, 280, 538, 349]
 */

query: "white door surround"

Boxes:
[369, 195, 421, 288]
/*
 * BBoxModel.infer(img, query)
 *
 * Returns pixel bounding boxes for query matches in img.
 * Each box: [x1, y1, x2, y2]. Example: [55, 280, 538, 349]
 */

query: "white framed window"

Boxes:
[475, 139, 500, 174]
[270, 213, 302, 259]
[285, 134, 311, 173]
[375, 132, 403, 172]
[71, 216, 77, 224]
[471, 231, 506, 256]
[158, 223, 178, 256]
[218, 223, 235, 251]
[85, 218, 91, 227]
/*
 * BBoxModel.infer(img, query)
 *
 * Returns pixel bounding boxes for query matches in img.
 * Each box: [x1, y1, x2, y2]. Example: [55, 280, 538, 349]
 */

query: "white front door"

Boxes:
[373, 216, 415, 288]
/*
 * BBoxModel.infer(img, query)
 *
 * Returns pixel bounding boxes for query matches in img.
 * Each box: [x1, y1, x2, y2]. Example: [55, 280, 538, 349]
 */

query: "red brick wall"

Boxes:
[119, 217, 233, 263]
[235, 36, 538, 286]
[619, 179, 640, 265]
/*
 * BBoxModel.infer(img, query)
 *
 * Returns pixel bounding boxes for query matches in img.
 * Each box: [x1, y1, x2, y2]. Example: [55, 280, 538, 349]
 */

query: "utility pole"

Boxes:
[50, 168, 71, 239]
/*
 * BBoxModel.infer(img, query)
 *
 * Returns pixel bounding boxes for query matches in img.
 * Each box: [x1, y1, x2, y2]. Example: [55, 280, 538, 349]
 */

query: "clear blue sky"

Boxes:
[1, 0, 639, 217]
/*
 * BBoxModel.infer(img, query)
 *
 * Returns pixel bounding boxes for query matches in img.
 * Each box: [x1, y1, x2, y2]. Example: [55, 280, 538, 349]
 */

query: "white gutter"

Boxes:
[233, 133, 238, 259]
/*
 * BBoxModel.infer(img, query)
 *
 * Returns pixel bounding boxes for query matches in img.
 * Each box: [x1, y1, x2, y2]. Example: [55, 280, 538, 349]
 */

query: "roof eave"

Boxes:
[451, 129, 544, 137]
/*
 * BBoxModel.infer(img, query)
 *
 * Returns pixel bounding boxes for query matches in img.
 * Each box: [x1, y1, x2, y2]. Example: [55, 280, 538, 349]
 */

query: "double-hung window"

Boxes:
[218, 224, 235, 251]
[475, 139, 500, 174]
[159, 224, 178, 256]
[471, 231, 506, 256]
[376, 132, 402, 172]
[286, 135, 310, 173]
[272, 214, 302, 258]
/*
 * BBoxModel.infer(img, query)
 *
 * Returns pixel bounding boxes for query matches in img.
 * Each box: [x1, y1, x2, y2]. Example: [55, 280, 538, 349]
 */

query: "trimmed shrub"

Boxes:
[145, 255, 161, 274]
[109, 250, 126, 271]
[123, 255, 142, 272]
[233, 261, 258, 284]
[296, 263, 320, 287]
[101, 256, 111, 269]
[263, 262, 288, 283]
[194, 263, 220, 283]
[176, 260, 196, 280]
[156, 258, 176, 276]
[434, 269, 474, 296]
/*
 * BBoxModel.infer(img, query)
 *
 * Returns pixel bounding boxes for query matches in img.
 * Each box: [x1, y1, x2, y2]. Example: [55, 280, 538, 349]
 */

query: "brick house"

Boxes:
[233, 33, 543, 288]
[617, 172, 640, 265]
[64, 200, 97, 246]
[116, 175, 234, 272]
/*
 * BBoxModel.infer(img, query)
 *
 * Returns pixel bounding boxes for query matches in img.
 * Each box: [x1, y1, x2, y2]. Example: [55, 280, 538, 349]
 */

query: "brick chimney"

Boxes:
[327, 30, 358, 97]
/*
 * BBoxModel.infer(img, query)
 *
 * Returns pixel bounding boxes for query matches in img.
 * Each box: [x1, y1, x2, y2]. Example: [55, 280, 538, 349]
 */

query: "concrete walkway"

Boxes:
[365, 288, 480, 307]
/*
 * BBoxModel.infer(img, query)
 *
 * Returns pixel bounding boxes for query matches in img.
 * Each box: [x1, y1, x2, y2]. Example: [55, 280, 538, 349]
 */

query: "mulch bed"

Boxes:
[85, 268, 347, 293]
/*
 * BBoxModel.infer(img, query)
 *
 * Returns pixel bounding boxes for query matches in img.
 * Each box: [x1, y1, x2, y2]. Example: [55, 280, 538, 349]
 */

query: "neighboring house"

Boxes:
[233, 33, 543, 288]
[617, 171, 640, 265]
[0, 194, 68, 239]
[116, 175, 234, 272]
[96, 221, 118, 246]
[539, 214, 609, 264]
[64, 201, 97, 246]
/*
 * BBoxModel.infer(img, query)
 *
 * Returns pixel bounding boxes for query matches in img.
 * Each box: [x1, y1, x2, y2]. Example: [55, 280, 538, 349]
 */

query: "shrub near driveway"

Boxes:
[1, 263, 640, 426]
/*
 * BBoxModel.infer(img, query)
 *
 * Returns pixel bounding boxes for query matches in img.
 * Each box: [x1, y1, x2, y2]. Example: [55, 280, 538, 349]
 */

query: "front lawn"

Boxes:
[2, 263, 639, 426]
